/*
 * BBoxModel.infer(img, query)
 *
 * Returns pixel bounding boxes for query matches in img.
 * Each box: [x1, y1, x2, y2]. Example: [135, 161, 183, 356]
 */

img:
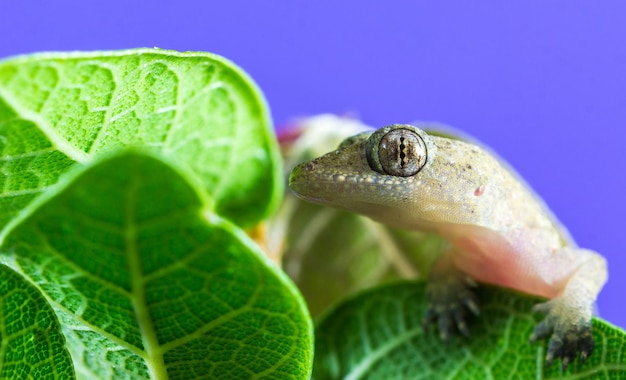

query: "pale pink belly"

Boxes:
[449, 231, 564, 299]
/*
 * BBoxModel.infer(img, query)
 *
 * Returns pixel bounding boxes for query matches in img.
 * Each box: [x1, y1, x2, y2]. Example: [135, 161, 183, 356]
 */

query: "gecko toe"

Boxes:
[464, 295, 480, 316]
[437, 312, 452, 343]
[453, 309, 471, 337]
[579, 327, 594, 364]
[529, 318, 552, 343]
[532, 300, 553, 314]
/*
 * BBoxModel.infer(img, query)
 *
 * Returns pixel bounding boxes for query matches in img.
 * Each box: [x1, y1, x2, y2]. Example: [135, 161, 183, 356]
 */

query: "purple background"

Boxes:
[2, 1, 625, 327]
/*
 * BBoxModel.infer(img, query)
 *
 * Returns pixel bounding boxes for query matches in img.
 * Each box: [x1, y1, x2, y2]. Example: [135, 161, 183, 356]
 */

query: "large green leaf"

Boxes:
[1, 152, 312, 379]
[0, 264, 74, 379]
[0, 49, 281, 228]
[314, 281, 626, 379]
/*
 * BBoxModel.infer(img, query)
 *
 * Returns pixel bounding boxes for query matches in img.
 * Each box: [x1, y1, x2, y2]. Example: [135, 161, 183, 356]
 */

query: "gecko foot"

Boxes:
[422, 274, 479, 342]
[529, 299, 594, 371]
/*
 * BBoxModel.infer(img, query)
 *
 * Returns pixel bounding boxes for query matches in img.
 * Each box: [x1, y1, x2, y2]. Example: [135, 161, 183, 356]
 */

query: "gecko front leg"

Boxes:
[529, 248, 607, 371]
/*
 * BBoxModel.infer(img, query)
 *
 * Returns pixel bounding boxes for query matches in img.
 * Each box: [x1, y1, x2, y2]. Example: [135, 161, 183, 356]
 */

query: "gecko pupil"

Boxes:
[399, 137, 406, 167]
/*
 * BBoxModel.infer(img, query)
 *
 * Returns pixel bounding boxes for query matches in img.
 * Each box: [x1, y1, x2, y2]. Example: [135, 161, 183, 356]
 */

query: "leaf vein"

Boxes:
[0, 86, 89, 163]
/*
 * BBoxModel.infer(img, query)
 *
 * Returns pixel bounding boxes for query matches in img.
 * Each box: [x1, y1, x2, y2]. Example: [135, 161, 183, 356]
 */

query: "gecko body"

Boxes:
[289, 124, 607, 369]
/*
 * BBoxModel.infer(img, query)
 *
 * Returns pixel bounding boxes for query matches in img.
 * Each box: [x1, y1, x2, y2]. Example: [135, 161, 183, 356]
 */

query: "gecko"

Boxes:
[288, 123, 607, 370]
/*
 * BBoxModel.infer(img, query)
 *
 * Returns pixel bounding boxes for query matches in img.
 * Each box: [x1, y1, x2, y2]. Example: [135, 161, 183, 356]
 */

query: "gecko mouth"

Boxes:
[288, 181, 336, 203]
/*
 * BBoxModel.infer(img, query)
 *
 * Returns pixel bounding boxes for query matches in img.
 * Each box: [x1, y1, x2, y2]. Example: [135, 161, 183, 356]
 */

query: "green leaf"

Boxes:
[0, 264, 74, 379]
[0, 49, 281, 228]
[314, 281, 626, 379]
[2, 152, 312, 379]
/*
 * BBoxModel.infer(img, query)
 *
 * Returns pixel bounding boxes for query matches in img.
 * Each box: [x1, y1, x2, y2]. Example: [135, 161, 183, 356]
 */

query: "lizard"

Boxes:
[288, 123, 608, 370]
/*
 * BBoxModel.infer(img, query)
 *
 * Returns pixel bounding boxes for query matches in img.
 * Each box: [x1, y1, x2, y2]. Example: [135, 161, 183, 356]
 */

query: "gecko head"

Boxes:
[289, 125, 438, 224]
[289, 124, 435, 198]
[289, 124, 494, 227]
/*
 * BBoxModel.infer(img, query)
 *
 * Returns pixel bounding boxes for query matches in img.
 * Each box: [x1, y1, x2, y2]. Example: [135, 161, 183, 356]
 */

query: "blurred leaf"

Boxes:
[314, 281, 626, 380]
[0, 49, 282, 228]
[0, 264, 74, 379]
[2, 152, 312, 379]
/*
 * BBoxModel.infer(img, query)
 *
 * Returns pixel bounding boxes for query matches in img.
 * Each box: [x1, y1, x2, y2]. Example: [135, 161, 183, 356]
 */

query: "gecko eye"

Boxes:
[365, 125, 428, 177]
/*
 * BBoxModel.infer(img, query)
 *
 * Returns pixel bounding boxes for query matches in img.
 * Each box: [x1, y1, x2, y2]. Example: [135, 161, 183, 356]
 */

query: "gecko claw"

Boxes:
[531, 299, 595, 370]
[464, 297, 480, 316]
[454, 312, 471, 337]
[423, 273, 479, 341]
[580, 348, 590, 365]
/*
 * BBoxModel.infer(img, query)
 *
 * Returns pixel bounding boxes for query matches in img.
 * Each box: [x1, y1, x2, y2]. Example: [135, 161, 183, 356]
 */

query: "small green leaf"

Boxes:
[0, 49, 282, 228]
[3, 152, 312, 379]
[314, 281, 626, 379]
[0, 264, 74, 379]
